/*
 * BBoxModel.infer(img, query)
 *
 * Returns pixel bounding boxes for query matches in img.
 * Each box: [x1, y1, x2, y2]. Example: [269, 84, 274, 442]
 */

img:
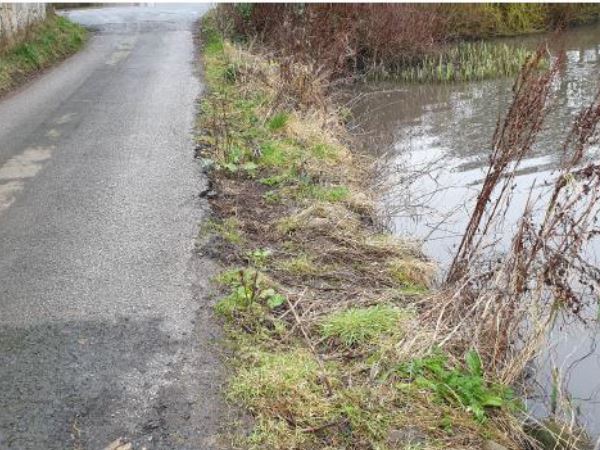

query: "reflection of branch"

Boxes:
[422, 205, 467, 241]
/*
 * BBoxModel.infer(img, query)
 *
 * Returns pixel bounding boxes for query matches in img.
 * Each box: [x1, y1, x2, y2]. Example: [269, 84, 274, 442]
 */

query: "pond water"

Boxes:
[353, 24, 600, 438]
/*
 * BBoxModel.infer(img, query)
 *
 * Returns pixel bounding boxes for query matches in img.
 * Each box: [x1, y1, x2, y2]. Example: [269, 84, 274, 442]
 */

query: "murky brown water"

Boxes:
[354, 24, 600, 437]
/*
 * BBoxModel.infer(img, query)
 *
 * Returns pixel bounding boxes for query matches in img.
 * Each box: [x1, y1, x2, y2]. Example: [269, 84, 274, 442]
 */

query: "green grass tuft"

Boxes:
[321, 305, 402, 347]
[258, 142, 292, 168]
[276, 254, 319, 276]
[202, 217, 244, 245]
[229, 349, 332, 415]
[296, 184, 350, 203]
[268, 112, 289, 131]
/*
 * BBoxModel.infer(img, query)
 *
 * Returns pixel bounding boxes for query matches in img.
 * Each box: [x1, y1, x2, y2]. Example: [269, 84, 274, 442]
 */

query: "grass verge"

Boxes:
[0, 14, 87, 97]
[197, 12, 530, 450]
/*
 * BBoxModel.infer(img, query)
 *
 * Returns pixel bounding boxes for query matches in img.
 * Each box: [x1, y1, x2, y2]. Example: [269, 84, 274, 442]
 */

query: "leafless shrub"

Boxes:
[447, 46, 560, 283]
[221, 4, 449, 80]
[433, 46, 600, 389]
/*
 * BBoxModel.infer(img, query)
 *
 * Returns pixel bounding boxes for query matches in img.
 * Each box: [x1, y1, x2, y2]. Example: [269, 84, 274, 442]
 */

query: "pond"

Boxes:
[353, 23, 600, 438]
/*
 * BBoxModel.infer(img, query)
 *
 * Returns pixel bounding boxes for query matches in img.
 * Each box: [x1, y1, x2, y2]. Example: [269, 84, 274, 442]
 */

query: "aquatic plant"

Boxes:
[390, 42, 535, 83]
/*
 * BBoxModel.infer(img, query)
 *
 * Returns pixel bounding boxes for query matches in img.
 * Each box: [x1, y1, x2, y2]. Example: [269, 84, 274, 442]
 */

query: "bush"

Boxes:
[217, 3, 600, 81]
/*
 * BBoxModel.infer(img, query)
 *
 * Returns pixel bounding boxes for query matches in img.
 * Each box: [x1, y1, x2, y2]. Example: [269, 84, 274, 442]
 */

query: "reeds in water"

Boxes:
[392, 41, 534, 83]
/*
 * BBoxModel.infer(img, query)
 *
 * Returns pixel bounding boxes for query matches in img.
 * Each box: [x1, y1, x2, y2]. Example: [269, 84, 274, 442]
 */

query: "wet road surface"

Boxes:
[0, 5, 224, 449]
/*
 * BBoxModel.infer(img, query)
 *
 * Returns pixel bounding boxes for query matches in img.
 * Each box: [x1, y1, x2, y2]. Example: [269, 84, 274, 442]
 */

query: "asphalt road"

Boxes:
[0, 5, 223, 449]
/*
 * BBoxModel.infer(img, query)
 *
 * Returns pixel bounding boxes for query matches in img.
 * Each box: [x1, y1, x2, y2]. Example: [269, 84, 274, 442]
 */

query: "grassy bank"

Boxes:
[196, 13, 534, 450]
[0, 14, 86, 96]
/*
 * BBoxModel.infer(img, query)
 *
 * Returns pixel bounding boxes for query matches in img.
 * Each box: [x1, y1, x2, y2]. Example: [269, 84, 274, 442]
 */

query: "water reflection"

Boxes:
[354, 23, 600, 437]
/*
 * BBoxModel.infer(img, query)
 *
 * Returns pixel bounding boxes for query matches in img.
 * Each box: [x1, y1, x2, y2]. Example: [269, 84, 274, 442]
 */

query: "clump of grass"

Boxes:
[276, 254, 318, 276]
[276, 203, 361, 236]
[388, 257, 435, 289]
[267, 112, 289, 131]
[321, 305, 404, 347]
[298, 184, 350, 202]
[202, 217, 244, 245]
[258, 141, 292, 168]
[0, 15, 87, 95]
[229, 349, 333, 419]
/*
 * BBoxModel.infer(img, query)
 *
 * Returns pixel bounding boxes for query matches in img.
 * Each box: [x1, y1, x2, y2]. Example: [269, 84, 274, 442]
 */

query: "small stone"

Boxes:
[484, 440, 509, 450]
[199, 189, 217, 199]
[387, 427, 427, 446]
[387, 429, 404, 444]
[104, 438, 132, 450]
[198, 157, 215, 173]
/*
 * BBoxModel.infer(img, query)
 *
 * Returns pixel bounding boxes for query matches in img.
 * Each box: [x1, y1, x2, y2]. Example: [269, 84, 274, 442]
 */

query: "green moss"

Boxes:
[321, 305, 403, 347]
[0, 15, 87, 95]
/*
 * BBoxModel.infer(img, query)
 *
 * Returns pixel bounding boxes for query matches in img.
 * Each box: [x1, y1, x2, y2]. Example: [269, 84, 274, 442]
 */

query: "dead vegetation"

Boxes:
[431, 44, 600, 447]
[220, 4, 600, 82]
[198, 8, 600, 450]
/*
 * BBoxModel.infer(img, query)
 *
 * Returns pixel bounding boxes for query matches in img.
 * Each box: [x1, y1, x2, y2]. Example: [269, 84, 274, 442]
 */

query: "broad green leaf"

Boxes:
[267, 293, 286, 309]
